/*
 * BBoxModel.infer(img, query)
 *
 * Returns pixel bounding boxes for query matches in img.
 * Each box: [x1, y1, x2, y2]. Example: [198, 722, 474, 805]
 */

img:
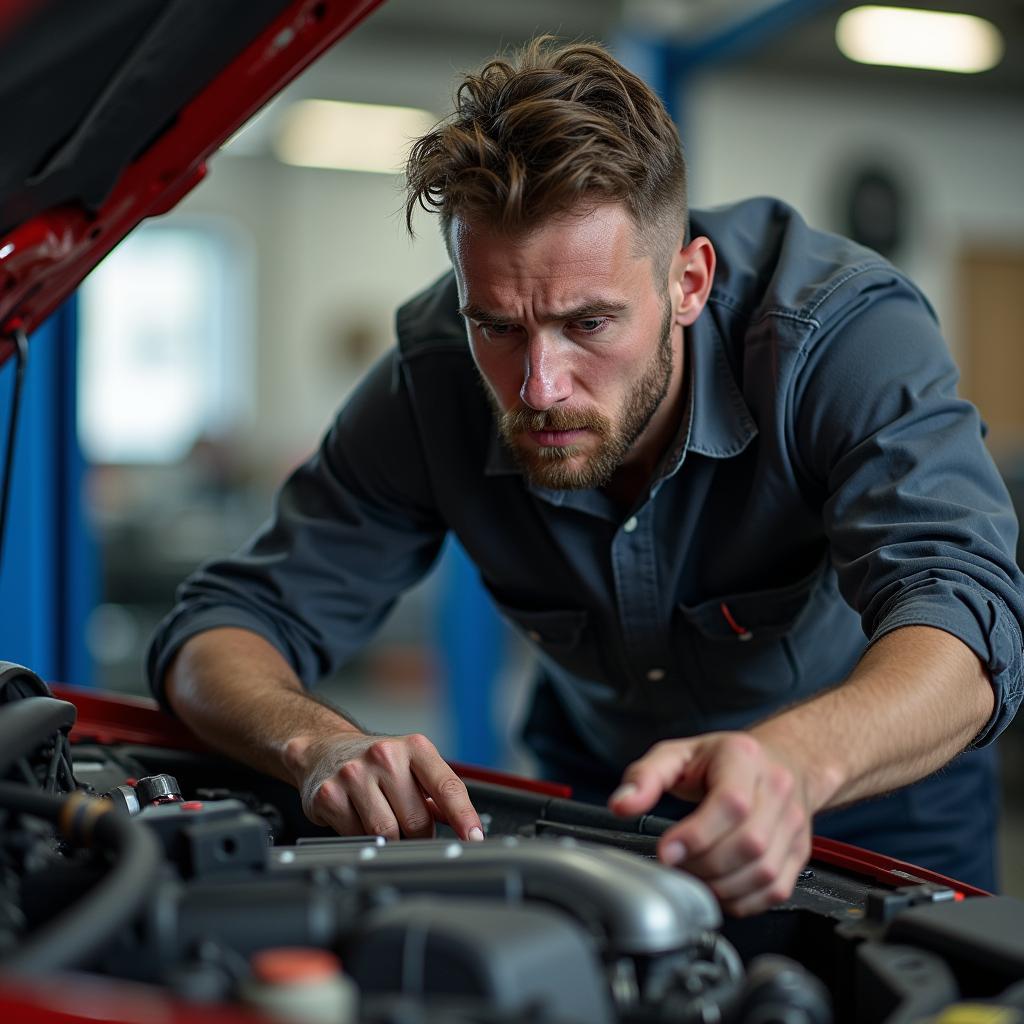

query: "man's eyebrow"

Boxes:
[457, 301, 630, 324]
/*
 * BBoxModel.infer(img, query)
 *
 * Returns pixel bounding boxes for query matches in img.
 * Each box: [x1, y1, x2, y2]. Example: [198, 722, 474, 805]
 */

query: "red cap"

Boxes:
[250, 948, 341, 985]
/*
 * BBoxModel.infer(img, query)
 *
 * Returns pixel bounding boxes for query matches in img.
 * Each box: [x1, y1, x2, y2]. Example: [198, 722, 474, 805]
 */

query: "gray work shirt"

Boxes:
[148, 197, 1024, 776]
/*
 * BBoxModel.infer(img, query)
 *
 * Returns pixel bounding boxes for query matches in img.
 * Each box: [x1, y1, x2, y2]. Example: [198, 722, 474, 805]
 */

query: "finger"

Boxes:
[676, 775, 790, 880]
[657, 737, 762, 865]
[688, 757, 805, 880]
[308, 776, 362, 835]
[407, 735, 484, 841]
[423, 796, 450, 826]
[719, 839, 810, 918]
[423, 795, 470, 830]
[699, 805, 795, 901]
[378, 775, 436, 839]
[360, 736, 437, 839]
[328, 747, 403, 839]
[346, 780, 402, 840]
[608, 739, 700, 816]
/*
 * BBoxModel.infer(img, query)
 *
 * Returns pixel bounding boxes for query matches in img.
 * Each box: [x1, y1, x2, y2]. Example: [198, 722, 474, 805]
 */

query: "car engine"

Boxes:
[2, 661, 1023, 1024]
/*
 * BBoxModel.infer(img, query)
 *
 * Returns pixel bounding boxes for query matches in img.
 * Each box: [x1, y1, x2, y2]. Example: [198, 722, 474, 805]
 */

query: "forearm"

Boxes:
[750, 625, 995, 813]
[612, 624, 996, 915]
[164, 627, 364, 788]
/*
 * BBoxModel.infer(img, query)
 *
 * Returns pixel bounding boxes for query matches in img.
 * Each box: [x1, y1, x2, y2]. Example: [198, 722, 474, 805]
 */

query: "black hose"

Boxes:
[0, 697, 77, 778]
[0, 783, 162, 974]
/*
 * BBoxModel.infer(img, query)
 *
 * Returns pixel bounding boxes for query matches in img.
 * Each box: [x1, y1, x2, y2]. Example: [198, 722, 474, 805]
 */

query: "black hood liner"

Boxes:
[0, 0, 291, 237]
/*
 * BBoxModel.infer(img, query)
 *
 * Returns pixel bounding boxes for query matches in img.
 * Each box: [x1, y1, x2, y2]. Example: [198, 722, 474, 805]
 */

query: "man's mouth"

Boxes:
[528, 428, 590, 447]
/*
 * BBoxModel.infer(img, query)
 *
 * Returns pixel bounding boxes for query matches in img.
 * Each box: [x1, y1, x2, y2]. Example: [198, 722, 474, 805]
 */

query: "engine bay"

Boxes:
[2, 664, 1024, 1024]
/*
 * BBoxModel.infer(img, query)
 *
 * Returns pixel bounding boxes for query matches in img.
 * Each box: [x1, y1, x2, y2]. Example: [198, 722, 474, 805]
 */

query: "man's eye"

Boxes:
[481, 323, 518, 339]
[572, 318, 606, 333]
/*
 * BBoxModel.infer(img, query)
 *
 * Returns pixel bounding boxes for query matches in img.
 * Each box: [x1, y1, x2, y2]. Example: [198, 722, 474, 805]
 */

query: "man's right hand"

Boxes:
[163, 629, 484, 845]
[285, 730, 485, 842]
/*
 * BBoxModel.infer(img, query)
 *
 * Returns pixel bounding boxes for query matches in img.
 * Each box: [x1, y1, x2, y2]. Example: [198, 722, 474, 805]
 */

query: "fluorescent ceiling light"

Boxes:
[274, 99, 438, 174]
[836, 6, 1004, 74]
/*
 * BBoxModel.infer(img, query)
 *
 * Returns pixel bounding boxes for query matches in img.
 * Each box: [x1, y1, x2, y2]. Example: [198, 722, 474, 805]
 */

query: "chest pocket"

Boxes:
[491, 601, 608, 684]
[677, 563, 824, 716]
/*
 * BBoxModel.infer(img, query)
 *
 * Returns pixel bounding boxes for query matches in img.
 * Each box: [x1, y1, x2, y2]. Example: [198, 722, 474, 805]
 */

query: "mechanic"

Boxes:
[149, 38, 1024, 913]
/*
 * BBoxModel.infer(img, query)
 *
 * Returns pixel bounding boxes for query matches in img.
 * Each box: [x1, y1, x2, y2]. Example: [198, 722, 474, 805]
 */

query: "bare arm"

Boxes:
[165, 627, 484, 842]
[752, 625, 994, 811]
[165, 627, 359, 782]
[611, 626, 994, 914]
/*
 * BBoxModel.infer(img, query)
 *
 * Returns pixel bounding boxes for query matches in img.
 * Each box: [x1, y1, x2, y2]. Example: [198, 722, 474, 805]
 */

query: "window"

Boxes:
[78, 220, 251, 464]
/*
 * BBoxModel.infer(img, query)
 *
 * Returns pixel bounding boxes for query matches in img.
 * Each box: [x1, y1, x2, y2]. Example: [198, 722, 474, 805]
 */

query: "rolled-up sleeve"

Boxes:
[793, 274, 1024, 746]
[146, 351, 447, 709]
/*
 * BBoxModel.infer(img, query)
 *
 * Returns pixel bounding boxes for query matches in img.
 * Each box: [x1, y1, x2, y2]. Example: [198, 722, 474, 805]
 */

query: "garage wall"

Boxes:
[169, 53, 1024, 470]
[682, 69, 1024, 364]
[176, 156, 450, 470]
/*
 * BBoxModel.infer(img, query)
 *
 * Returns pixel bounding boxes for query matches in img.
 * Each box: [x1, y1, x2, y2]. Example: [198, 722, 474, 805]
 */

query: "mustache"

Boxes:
[502, 406, 607, 434]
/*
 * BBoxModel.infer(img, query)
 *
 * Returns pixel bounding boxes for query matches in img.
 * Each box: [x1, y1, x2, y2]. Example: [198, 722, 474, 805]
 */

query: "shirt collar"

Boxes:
[483, 304, 758, 485]
[684, 305, 758, 460]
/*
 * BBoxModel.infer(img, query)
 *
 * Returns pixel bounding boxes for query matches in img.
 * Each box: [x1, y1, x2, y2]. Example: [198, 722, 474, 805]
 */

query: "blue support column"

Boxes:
[436, 536, 505, 767]
[665, 0, 840, 76]
[617, 1, 841, 151]
[0, 299, 96, 685]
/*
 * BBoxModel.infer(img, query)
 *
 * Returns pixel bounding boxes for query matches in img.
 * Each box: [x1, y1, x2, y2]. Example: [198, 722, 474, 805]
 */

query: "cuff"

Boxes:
[869, 579, 1024, 748]
[145, 607, 295, 714]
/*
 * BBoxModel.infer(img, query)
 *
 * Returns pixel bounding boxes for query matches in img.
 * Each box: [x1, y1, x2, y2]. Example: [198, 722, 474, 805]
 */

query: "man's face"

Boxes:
[451, 203, 684, 490]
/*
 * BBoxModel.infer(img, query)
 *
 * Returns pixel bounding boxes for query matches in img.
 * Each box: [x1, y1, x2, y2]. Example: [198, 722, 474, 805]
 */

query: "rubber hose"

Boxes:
[0, 783, 162, 974]
[0, 698, 77, 778]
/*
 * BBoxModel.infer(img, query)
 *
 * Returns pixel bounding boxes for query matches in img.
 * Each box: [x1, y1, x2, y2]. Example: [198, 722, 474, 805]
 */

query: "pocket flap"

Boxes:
[495, 604, 588, 649]
[679, 562, 825, 642]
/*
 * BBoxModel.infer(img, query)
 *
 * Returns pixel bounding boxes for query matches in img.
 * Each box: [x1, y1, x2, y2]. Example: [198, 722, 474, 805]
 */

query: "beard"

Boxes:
[489, 299, 675, 491]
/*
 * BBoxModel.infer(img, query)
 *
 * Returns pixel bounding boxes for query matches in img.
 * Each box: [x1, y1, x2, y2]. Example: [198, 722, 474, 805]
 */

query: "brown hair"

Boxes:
[405, 36, 687, 264]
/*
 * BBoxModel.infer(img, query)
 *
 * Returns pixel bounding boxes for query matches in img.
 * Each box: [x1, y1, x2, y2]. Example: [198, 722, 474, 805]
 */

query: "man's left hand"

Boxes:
[608, 732, 814, 917]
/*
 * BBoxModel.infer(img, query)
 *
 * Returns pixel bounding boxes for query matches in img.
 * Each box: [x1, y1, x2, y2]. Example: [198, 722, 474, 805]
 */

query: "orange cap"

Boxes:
[250, 948, 341, 985]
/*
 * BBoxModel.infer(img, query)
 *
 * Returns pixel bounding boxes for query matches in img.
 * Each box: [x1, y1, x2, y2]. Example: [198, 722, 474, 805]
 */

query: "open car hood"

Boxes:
[0, 0, 384, 365]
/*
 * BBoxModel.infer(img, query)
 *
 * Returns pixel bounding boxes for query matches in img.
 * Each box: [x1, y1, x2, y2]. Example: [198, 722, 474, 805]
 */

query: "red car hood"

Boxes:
[0, 0, 384, 364]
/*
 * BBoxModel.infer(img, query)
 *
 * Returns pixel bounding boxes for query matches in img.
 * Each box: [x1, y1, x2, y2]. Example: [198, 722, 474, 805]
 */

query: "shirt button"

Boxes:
[646, 668, 666, 682]
[527, 630, 542, 643]
[623, 516, 638, 533]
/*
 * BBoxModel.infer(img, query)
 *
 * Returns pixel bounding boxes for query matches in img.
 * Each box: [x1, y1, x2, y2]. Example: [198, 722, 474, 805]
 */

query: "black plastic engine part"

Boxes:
[345, 896, 615, 1024]
[854, 942, 959, 1023]
[134, 798, 269, 878]
[865, 883, 957, 924]
[886, 895, 1024, 989]
[99, 875, 359, 983]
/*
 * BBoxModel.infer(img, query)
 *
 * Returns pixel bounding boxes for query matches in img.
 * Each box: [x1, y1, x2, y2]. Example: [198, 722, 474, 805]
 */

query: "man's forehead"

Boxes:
[453, 254, 637, 320]
[449, 202, 641, 258]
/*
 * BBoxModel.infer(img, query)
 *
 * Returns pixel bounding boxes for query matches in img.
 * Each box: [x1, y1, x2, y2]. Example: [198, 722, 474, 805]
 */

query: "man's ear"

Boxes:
[668, 236, 716, 327]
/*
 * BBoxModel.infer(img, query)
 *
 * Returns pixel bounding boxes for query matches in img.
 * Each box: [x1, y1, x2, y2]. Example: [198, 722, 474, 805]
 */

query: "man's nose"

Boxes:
[520, 335, 572, 411]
